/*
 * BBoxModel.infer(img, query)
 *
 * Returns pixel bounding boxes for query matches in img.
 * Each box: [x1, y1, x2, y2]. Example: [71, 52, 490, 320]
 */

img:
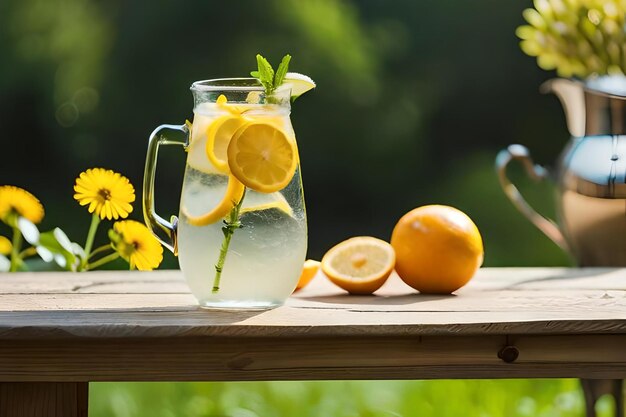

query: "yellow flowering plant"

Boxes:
[0, 168, 163, 272]
[71, 168, 162, 271]
[108, 220, 163, 271]
[517, 0, 626, 77]
[0, 185, 45, 271]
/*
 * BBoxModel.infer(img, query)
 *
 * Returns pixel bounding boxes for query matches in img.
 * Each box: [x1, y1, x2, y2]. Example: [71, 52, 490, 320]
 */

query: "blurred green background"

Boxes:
[1, 0, 587, 415]
[0, 0, 573, 267]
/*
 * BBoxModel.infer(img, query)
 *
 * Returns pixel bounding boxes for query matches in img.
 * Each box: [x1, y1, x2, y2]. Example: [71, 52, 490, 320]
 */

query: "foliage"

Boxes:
[0, 169, 162, 272]
[0, 0, 606, 411]
[517, 0, 626, 77]
[89, 379, 616, 417]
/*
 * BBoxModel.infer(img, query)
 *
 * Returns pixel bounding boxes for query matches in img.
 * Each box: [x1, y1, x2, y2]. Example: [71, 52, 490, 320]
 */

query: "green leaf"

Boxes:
[36, 246, 54, 263]
[17, 217, 39, 245]
[72, 243, 86, 258]
[0, 254, 9, 272]
[37, 229, 77, 271]
[251, 53, 294, 98]
[274, 54, 291, 88]
[256, 54, 275, 92]
[53, 228, 74, 253]
[257, 54, 274, 82]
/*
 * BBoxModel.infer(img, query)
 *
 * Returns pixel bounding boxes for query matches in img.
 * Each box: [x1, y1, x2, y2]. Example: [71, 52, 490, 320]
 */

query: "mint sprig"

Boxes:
[250, 54, 291, 95]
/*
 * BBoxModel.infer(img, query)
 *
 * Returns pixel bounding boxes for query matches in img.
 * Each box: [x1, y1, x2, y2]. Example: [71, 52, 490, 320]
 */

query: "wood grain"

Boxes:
[0, 382, 87, 417]
[2, 334, 626, 381]
[2, 268, 626, 339]
[2, 268, 626, 380]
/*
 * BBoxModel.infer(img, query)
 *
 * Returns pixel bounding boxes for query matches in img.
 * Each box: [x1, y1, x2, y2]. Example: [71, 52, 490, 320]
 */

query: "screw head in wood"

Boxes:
[498, 345, 519, 363]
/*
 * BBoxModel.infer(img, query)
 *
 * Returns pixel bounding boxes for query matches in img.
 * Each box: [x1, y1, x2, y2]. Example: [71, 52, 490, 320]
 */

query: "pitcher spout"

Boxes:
[542, 76, 626, 137]
[541, 78, 586, 137]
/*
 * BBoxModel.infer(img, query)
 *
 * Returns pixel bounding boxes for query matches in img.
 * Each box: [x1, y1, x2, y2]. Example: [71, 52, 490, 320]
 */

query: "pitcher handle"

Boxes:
[143, 123, 189, 255]
[495, 144, 569, 252]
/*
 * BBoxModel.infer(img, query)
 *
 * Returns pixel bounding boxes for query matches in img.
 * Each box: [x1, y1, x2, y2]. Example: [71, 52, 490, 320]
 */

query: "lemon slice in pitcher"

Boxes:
[187, 114, 220, 174]
[205, 115, 247, 173]
[182, 175, 245, 226]
[240, 192, 293, 217]
[227, 122, 297, 193]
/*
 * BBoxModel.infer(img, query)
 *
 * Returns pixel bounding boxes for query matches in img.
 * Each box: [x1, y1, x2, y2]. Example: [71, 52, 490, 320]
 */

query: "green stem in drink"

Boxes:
[81, 214, 101, 270]
[212, 188, 247, 294]
[9, 226, 22, 272]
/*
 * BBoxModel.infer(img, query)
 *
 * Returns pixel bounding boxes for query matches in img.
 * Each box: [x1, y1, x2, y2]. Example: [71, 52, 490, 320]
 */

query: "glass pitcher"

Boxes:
[143, 79, 307, 308]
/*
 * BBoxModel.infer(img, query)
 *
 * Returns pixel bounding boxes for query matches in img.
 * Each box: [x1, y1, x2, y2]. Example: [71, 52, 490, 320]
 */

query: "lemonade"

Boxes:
[142, 54, 315, 308]
[177, 99, 307, 308]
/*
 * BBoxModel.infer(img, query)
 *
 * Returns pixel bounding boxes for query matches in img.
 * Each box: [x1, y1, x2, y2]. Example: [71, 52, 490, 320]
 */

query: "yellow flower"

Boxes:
[74, 168, 135, 220]
[0, 236, 11, 255]
[0, 185, 45, 224]
[112, 220, 163, 270]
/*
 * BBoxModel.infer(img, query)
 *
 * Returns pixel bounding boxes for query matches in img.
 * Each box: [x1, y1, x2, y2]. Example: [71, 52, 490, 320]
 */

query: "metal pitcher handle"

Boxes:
[495, 144, 569, 252]
[143, 123, 189, 255]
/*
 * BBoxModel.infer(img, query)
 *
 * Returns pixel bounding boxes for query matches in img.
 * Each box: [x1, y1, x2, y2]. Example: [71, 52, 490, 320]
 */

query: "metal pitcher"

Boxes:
[497, 76, 626, 266]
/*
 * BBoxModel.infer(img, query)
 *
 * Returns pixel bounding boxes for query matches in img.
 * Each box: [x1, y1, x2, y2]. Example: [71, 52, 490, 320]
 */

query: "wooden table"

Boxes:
[2, 267, 626, 417]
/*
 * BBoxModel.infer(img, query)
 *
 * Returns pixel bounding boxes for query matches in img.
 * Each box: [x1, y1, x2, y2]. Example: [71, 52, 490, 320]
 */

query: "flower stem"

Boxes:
[87, 244, 112, 261]
[18, 247, 37, 259]
[212, 188, 247, 294]
[9, 226, 22, 272]
[81, 214, 101, 270]
[86, 252, 119, 270]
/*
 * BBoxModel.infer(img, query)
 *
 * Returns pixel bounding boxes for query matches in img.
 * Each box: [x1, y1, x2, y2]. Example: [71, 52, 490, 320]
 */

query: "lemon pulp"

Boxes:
[227, 122, 297, 193]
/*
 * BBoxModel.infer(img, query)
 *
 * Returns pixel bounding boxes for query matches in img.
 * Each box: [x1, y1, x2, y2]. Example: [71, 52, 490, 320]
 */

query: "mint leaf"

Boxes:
[251, 53, 292, 96]
[274, 54, 291, 88]
[256, 54, 275, 92]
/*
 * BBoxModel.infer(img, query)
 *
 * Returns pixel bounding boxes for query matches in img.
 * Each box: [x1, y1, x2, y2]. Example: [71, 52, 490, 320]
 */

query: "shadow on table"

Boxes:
[504, 267, 620, 289]
[0, 307, 270, 339]
[294, 292, 455, 306]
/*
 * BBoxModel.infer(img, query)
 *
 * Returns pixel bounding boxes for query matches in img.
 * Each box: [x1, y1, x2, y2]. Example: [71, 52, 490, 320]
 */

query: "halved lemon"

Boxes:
[205, 115, 247, 173]
[321, 236, 396, 295]
[294, 259, 320, 292]
[227, 122, 297, 193]
[284, 72, 316, 100]
[182, 175, 245, 226]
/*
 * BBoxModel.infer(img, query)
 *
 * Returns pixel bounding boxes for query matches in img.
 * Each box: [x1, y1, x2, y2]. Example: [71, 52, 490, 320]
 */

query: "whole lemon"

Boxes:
[390, 205, 484, 294]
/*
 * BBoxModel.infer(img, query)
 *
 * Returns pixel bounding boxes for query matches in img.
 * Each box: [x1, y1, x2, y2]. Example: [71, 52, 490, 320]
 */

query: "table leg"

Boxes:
[0, 382, 88, 417]
[581, 379, 623, 417]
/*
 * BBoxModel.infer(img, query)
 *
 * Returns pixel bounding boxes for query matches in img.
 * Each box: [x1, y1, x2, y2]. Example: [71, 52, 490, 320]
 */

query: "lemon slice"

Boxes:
[205, 115, 247, 173]
[187, 115, 219, 174]
[295, 259, 320, 291]
[284, 72, 316, 100]
[240, 193, 293, 217]
[182, 175, 245, 226]
[216, 94, 244, 115]
[321, 236, 396, 295]
[227, 122, 297, 193]
[246, 91, 262, 104]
